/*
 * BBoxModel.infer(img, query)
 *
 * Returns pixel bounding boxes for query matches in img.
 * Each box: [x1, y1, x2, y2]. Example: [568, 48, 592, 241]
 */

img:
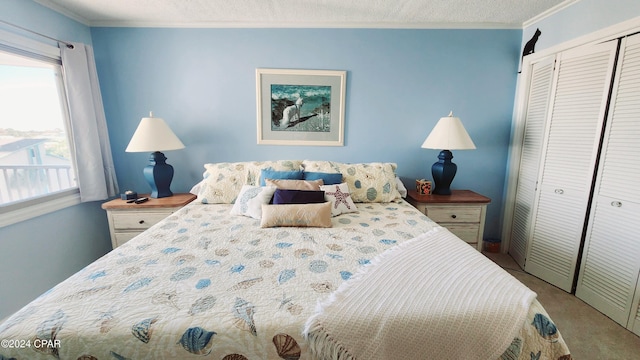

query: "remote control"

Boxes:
[134, 197, 149, 204]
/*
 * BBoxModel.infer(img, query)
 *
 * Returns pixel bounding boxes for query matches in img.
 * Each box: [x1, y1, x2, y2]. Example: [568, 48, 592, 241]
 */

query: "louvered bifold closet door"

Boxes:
[576, 34, 640, 332]
[508, 56, 556, 267]
[524, 41, 618, 292]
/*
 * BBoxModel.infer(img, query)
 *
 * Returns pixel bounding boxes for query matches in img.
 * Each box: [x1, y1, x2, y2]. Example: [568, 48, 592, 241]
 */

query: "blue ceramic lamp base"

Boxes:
[431, 149, 457, 195]
[143, 151, 174, 198]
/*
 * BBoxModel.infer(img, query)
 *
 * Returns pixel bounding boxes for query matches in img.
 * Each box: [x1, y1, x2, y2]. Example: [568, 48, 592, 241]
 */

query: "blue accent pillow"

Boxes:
[303, 171, 343, 185]
[260, 168, 304, 186]
[273, 189, 326, 204]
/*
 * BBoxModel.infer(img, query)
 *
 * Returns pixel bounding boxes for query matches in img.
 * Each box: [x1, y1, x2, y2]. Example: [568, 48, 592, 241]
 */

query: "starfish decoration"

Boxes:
[326, 187, 352, 209]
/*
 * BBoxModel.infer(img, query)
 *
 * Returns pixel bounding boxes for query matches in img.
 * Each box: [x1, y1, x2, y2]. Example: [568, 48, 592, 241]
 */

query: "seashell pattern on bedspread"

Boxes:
[0, 200, 570, 359]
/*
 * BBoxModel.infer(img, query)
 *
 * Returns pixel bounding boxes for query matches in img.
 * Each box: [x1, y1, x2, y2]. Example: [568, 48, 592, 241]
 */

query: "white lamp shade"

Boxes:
[421, 112, 476, 150]
[125, 113, 185, 152]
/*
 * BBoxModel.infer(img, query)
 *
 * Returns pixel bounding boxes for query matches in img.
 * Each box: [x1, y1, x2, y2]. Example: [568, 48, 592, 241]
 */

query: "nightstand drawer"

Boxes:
[113, 231, 139, 247]
[446, 224, 480, 244]
[111, 211, 170, 230]
[425, 206, 481, 223]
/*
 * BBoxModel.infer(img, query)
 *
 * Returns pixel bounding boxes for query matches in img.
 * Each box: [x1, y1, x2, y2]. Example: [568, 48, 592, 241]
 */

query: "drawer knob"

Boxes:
[611, 201, 622, 207]
[554, 189, 564, 194]
[139, 220, 145, 224]
[451, 214, 457, 219]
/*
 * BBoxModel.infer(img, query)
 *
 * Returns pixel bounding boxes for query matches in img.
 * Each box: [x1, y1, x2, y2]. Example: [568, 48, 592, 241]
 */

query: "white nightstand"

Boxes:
[101, 193, 196, 249]
[407, 189, 491, 251]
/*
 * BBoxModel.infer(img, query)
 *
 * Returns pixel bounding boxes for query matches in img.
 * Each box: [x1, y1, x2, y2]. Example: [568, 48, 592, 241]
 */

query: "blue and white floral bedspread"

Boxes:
[0, 200, 570, 359]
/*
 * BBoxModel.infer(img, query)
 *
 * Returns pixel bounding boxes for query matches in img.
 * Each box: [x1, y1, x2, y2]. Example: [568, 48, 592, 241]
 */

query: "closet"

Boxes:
[575, 34, 640, 334]
[507, 32, 640, 335]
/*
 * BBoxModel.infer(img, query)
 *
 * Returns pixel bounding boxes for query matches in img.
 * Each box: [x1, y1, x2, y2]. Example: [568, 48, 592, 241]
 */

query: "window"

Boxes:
[0, 44, 80, 226]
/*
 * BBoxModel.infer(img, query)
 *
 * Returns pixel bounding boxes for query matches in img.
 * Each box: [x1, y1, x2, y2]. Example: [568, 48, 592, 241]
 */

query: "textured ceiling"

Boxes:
[34, 0, 574, 28]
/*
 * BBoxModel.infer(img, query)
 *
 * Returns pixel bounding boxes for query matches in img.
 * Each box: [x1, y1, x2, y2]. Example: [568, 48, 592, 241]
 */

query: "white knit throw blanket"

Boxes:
[303, 227, 537, 360]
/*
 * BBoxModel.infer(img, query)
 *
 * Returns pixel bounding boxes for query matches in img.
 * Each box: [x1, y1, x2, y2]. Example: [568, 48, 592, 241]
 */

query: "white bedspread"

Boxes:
[304, 227, 537, 360]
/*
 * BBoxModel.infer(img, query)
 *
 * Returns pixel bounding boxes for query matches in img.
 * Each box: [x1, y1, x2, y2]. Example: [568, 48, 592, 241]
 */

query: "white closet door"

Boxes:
[578, 197, 640, 325]
[576, 35, 640, 330]
[509, 56, 555, 267]
[524, 41, 618, 292]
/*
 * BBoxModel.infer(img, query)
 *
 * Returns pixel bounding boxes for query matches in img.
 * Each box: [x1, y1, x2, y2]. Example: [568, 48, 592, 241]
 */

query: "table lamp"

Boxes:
[126, 112, 185, 198]
[421, 111, 476, 195]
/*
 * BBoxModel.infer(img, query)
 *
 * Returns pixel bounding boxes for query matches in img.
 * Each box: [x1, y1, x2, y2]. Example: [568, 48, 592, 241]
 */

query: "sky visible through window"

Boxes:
[0, 65, 64, 131]
[0, 50, 76, 205]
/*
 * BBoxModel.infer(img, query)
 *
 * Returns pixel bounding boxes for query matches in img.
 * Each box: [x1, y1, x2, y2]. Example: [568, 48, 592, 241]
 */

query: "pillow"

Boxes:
[265, 179, 324, 190]
[189, 179, 204, 195]
[230, 185, 277, 219]
[302, 171, 343, 185]
[396, 177, 408, 198]
[273, 189, 326, 204]
[302, 160, 402, 203]
[259, 168, 304, 186]
[197, 162, 250, 203]
[320, 183, 358, 217]
[260, 202, 332, 228]
[197, 161, 303, 203]
[246, 160, 303, 185]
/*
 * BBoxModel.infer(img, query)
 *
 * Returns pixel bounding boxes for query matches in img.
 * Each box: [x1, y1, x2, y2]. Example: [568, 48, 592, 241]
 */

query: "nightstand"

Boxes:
[407, 189, 490, 251]
[101, 193, 196, 249]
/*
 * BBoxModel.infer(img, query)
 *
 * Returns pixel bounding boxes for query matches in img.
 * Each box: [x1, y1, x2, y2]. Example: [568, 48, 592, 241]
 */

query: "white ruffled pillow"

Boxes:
[320, 182, 358, 217]
[230, 185, 277, 219]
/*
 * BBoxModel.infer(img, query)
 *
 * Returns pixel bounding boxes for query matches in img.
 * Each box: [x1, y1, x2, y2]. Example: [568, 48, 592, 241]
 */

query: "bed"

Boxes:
[0, 160, 571, 360]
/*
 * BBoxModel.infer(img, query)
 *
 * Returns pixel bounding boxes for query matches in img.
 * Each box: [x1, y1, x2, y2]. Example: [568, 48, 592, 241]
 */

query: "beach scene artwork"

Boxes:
[270, 84, 331, 132]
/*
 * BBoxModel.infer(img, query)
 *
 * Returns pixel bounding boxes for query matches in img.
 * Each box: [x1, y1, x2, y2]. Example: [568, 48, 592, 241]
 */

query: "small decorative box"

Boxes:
[416, 179, 432, 195]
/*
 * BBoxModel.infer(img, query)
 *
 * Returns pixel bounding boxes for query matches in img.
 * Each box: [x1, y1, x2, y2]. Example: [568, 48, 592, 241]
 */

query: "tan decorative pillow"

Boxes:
[265, 179, 324, 190]
[302, 160, 401, 203]
[260, 202, 332, 228]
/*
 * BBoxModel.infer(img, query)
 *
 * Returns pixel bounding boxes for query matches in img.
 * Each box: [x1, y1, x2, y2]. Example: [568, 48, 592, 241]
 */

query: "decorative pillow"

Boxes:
[230, 185, 277, 219]
[189, 179, 204, 195]
[259, 168, 304, 186]
[246, 160, 303, 185]
[396, 176, 408, 198]
[265, 179, 324, 190]
[302, 160, 402, 203]
[302, 171, 343, 185]
[273, 189, 326, 204]
[320, 182, 358, 217]
[260, 202, 332, 228]
[197, 161, 303, 203]
[197, 162, 250, 203]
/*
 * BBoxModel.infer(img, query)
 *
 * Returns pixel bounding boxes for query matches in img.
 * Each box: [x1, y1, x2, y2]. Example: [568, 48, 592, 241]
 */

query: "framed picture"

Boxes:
[256, 68, 346, 146]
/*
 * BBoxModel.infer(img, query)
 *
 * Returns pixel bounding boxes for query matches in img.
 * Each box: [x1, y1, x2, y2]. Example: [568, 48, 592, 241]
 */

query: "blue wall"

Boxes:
[0, 0, 110, 319]
[91, 27, 521, 238]
[0, 0, 92, 45]
[523, 0, 640, 53]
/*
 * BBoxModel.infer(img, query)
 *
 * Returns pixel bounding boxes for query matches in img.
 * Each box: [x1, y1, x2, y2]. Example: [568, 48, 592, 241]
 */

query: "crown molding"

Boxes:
[33, 0, 91, 26]
[523, 0, 580, 28]
[88, 20, 521, 30]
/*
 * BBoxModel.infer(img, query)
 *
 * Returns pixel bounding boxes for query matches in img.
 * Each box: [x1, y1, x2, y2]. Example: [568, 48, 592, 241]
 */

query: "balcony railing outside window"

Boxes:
[1, 47, 79, 212]
[0, 164, 76, 205]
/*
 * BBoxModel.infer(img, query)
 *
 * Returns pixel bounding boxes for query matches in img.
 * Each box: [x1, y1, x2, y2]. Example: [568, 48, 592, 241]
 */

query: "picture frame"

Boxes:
[256, 68, 346, 146]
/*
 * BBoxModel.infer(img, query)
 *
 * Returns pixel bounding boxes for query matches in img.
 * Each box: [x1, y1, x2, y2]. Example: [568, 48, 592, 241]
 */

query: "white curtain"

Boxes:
[60, 42, 118, 202]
